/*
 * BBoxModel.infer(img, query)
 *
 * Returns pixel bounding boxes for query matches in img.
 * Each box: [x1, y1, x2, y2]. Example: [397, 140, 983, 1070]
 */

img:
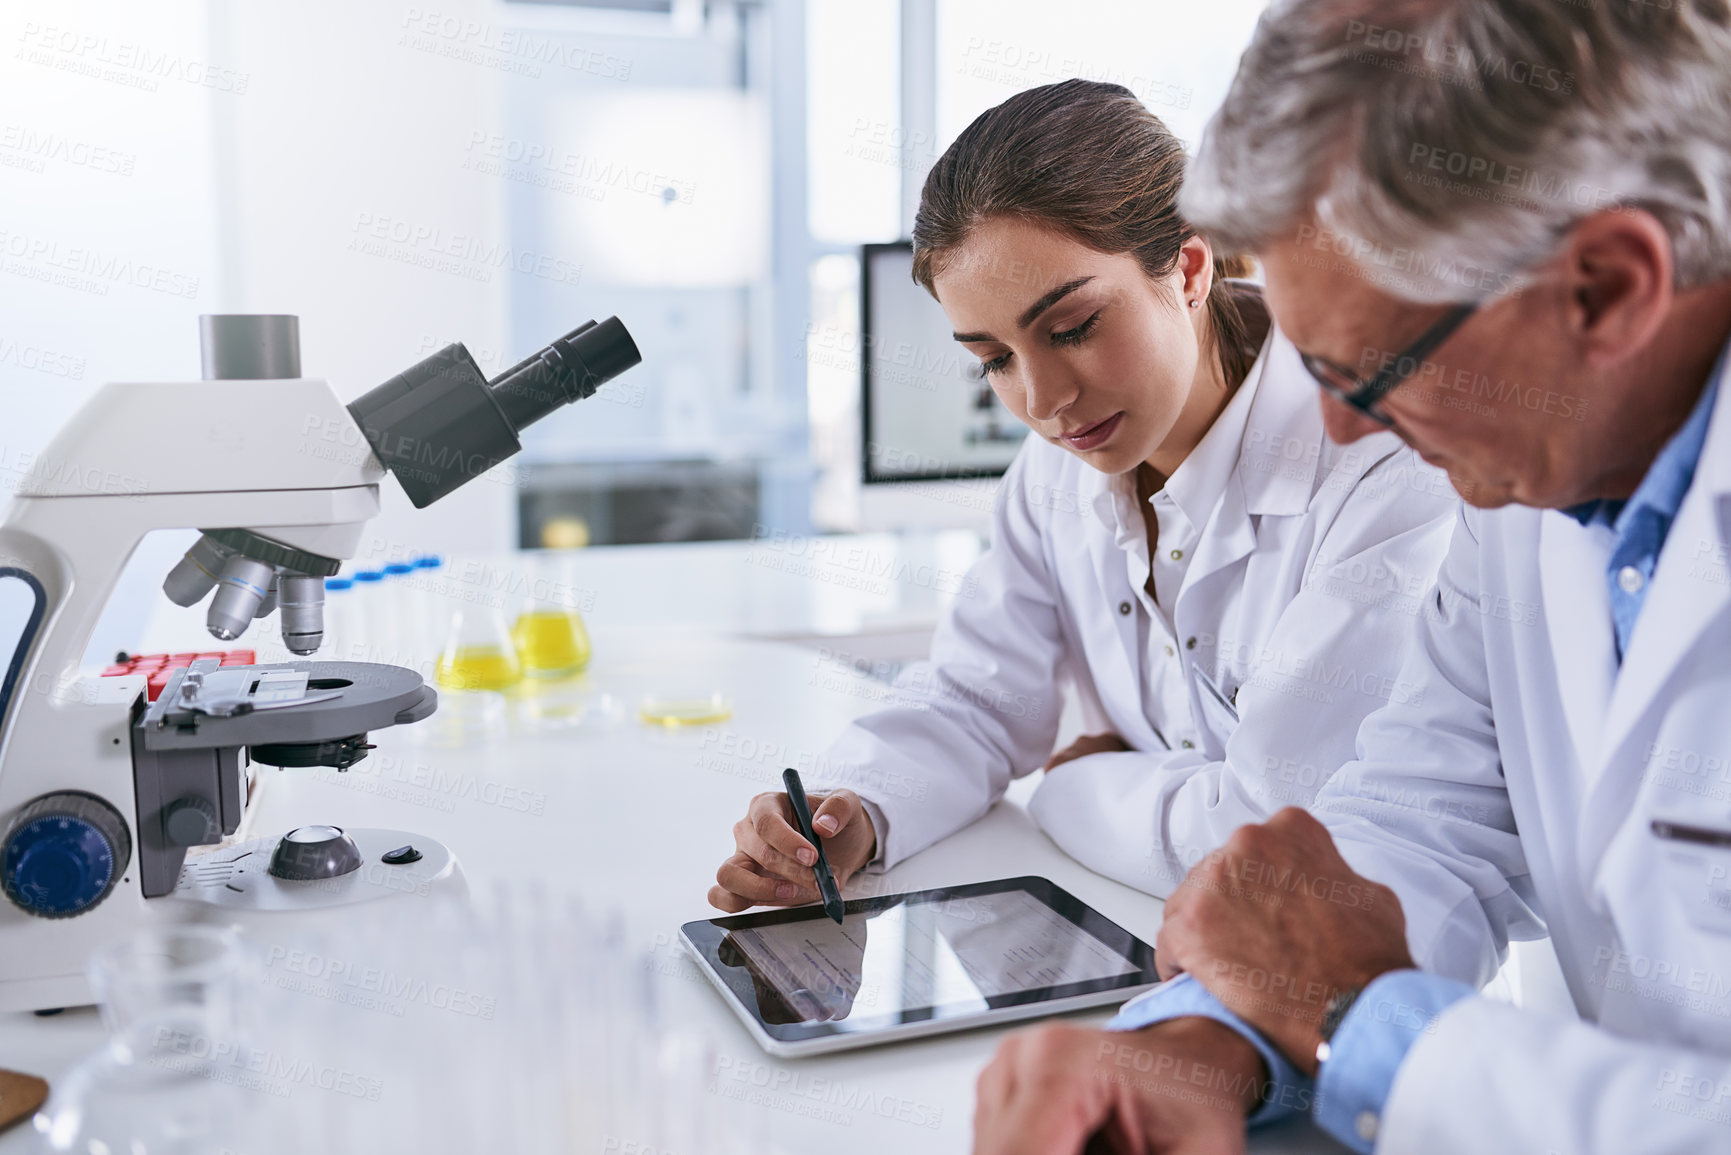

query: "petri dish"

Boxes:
[638, 692, 733, 729]
[514, 687, 623, 734]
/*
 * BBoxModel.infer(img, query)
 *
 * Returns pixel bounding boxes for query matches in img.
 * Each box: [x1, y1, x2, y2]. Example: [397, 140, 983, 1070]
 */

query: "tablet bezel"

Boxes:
[681, 875, 1158, 1049]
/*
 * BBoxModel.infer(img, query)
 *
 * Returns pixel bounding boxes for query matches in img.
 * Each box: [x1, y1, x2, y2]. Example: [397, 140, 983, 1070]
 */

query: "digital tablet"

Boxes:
[680, 875, 1160, 1057]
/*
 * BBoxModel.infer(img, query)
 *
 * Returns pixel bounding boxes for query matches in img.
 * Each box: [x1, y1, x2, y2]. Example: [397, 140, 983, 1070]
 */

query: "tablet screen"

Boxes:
[684, 876, 1157, 1044]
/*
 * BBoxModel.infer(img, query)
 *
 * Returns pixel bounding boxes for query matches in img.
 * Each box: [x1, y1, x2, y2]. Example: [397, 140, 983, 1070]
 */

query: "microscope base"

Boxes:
[169, 828, 461, 912]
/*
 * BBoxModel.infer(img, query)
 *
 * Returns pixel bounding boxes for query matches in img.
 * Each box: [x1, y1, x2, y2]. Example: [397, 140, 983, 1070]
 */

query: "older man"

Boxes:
[971, 3, 1731, 1153]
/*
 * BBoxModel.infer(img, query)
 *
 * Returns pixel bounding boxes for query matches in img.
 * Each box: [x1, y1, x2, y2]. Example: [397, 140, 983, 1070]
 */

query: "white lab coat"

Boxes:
[1309, 369, 1731, 1152]
[814, 330, 1459, 894]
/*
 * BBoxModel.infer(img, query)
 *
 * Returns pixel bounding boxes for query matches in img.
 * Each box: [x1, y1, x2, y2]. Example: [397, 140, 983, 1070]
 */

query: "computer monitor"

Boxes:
[860, 242, 1028, 485]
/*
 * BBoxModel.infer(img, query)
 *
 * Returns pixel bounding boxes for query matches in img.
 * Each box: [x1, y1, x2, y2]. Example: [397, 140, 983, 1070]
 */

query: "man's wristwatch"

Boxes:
[1315, 986, 1363, 1067]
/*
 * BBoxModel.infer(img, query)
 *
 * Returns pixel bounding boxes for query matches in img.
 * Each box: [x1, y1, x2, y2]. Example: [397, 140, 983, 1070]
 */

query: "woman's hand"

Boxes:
[1043, 732, 1130, 772]
[708, 788, 878, 913]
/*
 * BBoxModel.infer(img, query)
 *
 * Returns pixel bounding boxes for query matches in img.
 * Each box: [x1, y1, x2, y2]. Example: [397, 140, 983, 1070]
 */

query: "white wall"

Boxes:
[0, 0, 222, 493]
[210, 0, 514, 561]
[0, 0, 517, 566]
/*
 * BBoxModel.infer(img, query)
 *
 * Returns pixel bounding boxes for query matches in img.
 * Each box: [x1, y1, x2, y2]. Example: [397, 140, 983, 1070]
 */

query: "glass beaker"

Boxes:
[436, 606, 522, 692]
[34, 925, 251, 1154]
[91, 924, 244, 1040]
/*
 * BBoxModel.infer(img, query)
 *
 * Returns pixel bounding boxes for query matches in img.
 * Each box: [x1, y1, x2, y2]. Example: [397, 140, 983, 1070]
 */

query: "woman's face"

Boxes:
[932, 216, 1210, 476]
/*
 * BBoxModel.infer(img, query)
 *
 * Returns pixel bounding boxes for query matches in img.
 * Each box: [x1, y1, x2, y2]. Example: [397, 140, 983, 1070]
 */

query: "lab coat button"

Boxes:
[1185, 637, 1197, 650]
[1355, 1111, 1379, 1142]
[1170, 548, 1184, 561]
[1617, 565, 1644, 593]
[1181, 739, 1195, 749]
[1118, 601, 1132, 616]
[1164, 644, 1175, 657]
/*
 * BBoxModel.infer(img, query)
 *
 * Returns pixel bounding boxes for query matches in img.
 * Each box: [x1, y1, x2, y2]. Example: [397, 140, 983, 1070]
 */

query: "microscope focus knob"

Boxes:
[1, 792, 133, 919]
[163, 796, 219, 847]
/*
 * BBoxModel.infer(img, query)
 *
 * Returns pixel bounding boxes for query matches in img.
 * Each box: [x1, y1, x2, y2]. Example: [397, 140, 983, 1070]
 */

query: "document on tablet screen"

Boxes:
[726, 889, 1139, 1023]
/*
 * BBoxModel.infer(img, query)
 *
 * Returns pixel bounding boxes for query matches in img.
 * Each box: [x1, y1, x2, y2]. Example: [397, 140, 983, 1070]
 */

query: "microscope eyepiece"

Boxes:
[488, 316, 641, 430]
[346, 317, 642, 509]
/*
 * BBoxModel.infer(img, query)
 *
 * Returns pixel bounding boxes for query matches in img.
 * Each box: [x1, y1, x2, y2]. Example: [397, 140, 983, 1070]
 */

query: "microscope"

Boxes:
[0, 314, 640, 1011]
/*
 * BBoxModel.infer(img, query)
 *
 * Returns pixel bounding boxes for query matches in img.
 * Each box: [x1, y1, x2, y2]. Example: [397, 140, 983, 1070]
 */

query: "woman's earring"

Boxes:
[1188, 299, 1202, 310]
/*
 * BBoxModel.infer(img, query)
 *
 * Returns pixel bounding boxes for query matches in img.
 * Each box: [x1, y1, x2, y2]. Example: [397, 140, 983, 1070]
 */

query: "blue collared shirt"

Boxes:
[1565, 354, 1724, 660]
[1310, 971, 1476, 1150]
[1108, 970, 1473, 1150]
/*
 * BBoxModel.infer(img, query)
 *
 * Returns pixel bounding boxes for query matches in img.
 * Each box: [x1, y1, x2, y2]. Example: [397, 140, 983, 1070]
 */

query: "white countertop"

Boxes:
[12, 557, 1346, 1151]
[529, 530, 990, 646]
[129, 531, 992, 668]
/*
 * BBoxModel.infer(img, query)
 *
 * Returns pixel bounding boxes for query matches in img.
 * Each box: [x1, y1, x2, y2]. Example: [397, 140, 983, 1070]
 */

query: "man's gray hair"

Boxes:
[1182, 0, 1731, 302]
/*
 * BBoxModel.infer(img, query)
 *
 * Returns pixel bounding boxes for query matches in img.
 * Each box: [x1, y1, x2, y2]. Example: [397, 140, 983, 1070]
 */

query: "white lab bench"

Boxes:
[0, 536, 1347, 1152]
[433, 529, 995, 659]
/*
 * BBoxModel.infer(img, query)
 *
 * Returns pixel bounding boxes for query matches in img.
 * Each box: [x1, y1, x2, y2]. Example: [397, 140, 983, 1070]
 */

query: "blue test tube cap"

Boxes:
[413, 555, 443, 569]
[383, 563, 414, 576]
[353, 570, 384, 584]
[325, 577, 354, 593]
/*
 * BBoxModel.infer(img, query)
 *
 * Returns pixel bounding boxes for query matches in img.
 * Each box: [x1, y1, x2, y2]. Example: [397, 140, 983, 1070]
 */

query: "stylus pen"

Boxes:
[783, 768, 846, 924]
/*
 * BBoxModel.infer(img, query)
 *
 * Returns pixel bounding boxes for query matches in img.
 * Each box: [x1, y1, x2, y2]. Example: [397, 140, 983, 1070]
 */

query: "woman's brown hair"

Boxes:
[911, 78, 1260, 390]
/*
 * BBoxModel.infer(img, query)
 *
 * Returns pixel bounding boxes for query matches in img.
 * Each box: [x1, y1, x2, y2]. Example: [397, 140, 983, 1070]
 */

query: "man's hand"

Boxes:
[708, 788, 877, 913]
[1155, 808, 1416, 1074]
[972, 1017, 1266, 1155]
[1044, 732, 1130, 772]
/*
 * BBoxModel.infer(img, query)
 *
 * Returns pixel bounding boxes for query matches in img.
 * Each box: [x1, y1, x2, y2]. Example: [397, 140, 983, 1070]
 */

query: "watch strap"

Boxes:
[1315, 985, 1363, 1066]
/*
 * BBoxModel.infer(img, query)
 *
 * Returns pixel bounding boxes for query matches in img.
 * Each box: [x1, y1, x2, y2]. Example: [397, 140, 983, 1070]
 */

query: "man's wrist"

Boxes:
[1107, 973, 1314, 1126]
[1299, 959, 1414, 1075]
[1138, 1017, 1270, 1116]
[1210, 954, 1413, 1077]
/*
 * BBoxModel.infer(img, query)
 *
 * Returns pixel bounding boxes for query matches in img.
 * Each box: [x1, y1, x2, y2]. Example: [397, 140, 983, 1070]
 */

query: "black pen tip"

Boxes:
[826, 898, 845, 924]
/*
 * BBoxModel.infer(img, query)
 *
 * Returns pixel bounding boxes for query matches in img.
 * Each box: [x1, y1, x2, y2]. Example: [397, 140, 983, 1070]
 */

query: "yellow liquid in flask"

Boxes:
[436, 646, 522, 692]
[512, 609, 592, 678]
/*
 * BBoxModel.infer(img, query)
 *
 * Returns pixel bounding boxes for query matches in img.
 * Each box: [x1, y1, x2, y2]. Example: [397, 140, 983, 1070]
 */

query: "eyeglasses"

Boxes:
[1299, 302, 1479, 427]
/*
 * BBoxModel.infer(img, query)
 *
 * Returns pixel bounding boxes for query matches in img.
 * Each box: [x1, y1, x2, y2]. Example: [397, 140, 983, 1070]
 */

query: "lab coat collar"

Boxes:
[1604, 334, 1731, 727]
[1097, 340, 1260, 551]
[1179, 330, 1318, 599]
[1081, 328, 1332, 624]
[1235, 327, 1330, 518]
[1580, 332, 1731, 861]
[1537, 510, 1616, 790]
[1162, 340, 1263, 531]
[1695, 332, 1731, 500]
[1097, 326, 1320, 538]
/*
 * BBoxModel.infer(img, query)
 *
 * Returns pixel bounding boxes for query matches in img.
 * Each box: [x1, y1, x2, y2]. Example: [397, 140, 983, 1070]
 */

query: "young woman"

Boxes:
[707, 79, 1459, 914]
